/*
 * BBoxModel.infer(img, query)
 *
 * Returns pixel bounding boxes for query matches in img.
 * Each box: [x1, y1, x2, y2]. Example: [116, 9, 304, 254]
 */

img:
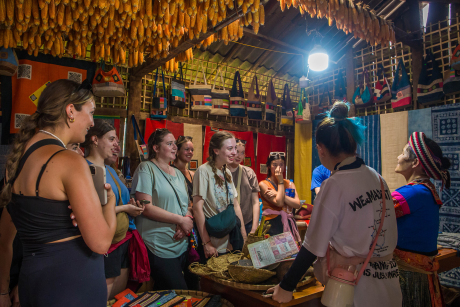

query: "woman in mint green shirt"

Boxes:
[131, 128, 194, 290]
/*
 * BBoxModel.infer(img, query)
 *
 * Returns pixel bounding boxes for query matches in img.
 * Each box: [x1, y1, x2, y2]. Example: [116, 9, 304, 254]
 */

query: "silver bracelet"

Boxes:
[0, 292, 9, 295]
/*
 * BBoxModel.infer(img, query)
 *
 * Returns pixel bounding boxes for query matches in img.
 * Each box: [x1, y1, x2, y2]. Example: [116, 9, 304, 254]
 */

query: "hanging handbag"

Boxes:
[313, 85, 332, 120]
[264, 79, 278, 123]
[417, 51, 444, 104]
[108, 170, 130, 244]
[443, 67, 460, 96]
[189, 64, 212, 112]
[391, 58, 412, 109]
[92, 64, 126, 97]
[170, 63, 186, 109]
[0, 47, 18, 76]
[353, 68, 373, 107]
[151, 68, 168, 119]
[451, 44, 460, 70]
[210, 68, 230, 116]
[334, 69, 347, 101]
[374, 64, 391, 103]
[229, 71, 246, 117]
[281, 83, 294, 126]
[247, 76, 263, 121]
[295, 88, 312, 124]
[131, 115, 148, 161]
[205, 170, 237, 238]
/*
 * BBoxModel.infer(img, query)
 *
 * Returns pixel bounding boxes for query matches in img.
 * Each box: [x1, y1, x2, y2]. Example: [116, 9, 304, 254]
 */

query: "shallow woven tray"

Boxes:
[228, 264, 276, 284]
[107, 290, 234, 307]
[208, 275, 316, 291]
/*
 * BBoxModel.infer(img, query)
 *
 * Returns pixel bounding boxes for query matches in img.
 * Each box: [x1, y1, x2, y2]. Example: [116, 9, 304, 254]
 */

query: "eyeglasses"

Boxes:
[71, 79, 92, 96]
[269, 152, 285, 157]
[178, 135, 193, 141]
[236, 139, 247, 145]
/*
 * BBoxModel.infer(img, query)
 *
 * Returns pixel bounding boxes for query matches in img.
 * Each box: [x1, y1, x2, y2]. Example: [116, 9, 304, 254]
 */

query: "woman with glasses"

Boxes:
[259, 152, 301, 242]
[172, 136, 195, 202]
[227, 139, 260, 235]
[392, 132, 450, 307]
[131, 128, 194, 290]
[0, 79, 117, 306]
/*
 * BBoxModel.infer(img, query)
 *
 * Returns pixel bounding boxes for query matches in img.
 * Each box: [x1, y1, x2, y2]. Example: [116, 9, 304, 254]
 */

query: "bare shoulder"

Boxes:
[55, 151, 90, 175]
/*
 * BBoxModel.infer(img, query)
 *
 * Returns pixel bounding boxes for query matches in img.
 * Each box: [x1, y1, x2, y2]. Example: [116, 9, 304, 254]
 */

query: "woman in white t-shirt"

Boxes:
[269, 102, 402, 307]
[193, 131, 247, 259]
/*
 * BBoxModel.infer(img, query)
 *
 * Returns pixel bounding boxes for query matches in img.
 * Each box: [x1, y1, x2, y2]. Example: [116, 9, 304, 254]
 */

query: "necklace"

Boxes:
[39, 130, 67, 148]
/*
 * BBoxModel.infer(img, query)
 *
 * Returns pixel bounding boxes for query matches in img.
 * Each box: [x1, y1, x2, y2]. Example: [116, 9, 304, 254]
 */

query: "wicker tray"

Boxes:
[107, 290, 234, 307]
[208, 275, 316, 291]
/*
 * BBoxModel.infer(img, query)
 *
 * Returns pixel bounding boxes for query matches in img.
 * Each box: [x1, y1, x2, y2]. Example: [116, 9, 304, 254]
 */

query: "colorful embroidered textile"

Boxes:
[356, 114, 382, 174]
[409, 108, 433, 139]
[392, 180, 442, 254]
[394, 248, 444, 307]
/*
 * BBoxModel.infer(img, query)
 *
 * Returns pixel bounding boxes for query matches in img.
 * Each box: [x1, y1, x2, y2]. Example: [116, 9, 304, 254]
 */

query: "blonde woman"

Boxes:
[193, 131, 247, 259]
[172, 136, 195, 201]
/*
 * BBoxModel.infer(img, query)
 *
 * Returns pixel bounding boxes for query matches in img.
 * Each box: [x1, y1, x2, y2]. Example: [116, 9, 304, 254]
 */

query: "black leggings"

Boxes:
[19, 237, 106, 307]
[147, 249, 199, 291]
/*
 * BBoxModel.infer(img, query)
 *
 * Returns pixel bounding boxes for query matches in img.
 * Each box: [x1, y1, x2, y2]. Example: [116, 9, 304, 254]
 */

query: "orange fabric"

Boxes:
[10, 59, 87, 133]
[92, 67, 123, 85]
[394, 248, 444, 307]
[260, 178, 292, 220]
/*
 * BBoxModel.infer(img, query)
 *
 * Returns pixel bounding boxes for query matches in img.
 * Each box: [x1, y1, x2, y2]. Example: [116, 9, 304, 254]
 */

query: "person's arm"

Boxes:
[193, 196, 218, 258]
[63, 156, 116, 254]
[314, 187, 321, 194]
[284, 182, 301, 210]
[392, 190, 410, 218]
[250, 191, 260, 233]
[135, 192, 193, 234]
[233, 198, 247, 240]
[259, 181, 285, 208]
[0, 208, 16, 307]
[115, 199, 144, 217]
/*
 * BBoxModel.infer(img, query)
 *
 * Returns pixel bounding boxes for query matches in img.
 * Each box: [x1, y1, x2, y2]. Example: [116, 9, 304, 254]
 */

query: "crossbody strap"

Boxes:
[108, 168, 124, 206]
[236, 165, 243, 204]
[223, 166, 230, 205]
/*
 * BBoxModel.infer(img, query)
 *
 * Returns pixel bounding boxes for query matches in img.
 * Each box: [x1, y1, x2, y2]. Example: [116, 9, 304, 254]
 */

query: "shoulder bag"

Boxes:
[281, 83, 294, 126]
[0, 47, 18, 76]
[417, 51, 444, 104]
[313, 85, 332, 120]
[131, 115, 148, 161]
[443, 67, 460, 96]
[170, 63, 186, 109]
[353, 68, 373, 108]
[229, 71, 246, 117]
[151, 68, 168, 119]
[92, 64, 126, 97]
[210, 68, 230, 116]
[334, 69, 347, 101]
[189, 64, 212, 112]
[205, 168, 237, 238]
[247, 76, 263, 120]
[264, 79, 278, 123]
[451, 44, 460, 70]
[391, 58, 412, 109]
[295, 88, 311, 124]
[108, 169, 130, 244]
[374, 64, 391, 103]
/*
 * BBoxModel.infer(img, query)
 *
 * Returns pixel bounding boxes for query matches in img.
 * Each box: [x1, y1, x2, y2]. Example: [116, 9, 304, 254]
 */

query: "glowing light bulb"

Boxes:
[308, 45, 329, 72]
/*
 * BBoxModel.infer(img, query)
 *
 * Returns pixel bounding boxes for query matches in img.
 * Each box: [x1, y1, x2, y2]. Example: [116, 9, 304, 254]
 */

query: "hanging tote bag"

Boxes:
[353, 69, 373, 108]
[443, 67, 460, 96]
[189, 64, 212, 112]
[229, 71, 246, 117]
[92, 66, 126, 97]
[313, 85, 332, 120]
[417, 51, 444, 104]
[150, 68, 168, 120]
[170, 63, 186, 109]
[374, 64, 391, 103]
[0, 47, 18, 76]
[334, 69, 347, 101]
[391, 58, 412, 109]
[451, 44, 460, 70]
[295, 88, 312, 124]
[281, 83, 294, 126]
[131, 115, 148, 162]
[210, 68, 230, 116]
[264, 79, 278, 123]
[247, 76, 263, 121]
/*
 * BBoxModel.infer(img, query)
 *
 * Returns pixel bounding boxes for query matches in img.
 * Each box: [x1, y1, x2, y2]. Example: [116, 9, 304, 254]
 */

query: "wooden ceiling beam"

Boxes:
[242, 28, 307, 54]
[421, 0, 460, 3]
[132, 10, 243, 77]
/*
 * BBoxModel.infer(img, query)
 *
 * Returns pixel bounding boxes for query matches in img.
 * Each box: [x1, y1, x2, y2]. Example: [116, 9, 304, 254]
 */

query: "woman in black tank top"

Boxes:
[0, 79, 117, 307]
[172, 136, 195, 201]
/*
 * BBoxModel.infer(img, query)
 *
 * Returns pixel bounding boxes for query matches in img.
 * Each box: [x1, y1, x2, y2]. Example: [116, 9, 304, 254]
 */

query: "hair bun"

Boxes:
[441, 157, 451, 170]
[329, 101, 349, 120]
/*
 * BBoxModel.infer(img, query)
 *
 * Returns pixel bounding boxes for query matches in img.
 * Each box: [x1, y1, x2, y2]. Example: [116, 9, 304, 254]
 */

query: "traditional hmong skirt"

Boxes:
[399, 269, 432, 307]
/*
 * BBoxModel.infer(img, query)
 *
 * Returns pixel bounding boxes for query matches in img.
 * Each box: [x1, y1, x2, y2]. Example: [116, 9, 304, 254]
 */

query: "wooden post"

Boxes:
[407, 0, 423, 109]
[345, 47, 355, 103]
[126, 75, 142, 175]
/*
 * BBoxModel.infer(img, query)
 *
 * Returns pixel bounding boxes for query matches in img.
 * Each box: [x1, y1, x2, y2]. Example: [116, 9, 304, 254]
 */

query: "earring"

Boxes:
[69, 118, 75, 123]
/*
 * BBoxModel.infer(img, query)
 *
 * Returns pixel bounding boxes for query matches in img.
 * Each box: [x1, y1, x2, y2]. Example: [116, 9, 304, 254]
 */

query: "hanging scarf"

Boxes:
[409, 132, 449, 189]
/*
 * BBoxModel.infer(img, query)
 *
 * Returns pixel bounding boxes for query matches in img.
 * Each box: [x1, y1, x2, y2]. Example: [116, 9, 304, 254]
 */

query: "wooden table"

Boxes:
[200, 276, 325, 307]
[199, 248, 460, 307]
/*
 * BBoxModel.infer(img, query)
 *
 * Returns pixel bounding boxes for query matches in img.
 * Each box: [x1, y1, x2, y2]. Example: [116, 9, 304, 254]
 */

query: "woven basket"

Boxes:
[227, 264, 276, 284]
[206, 251, 243, 273]
[188, 262, 214, 276]
[242, 234, 265, 258]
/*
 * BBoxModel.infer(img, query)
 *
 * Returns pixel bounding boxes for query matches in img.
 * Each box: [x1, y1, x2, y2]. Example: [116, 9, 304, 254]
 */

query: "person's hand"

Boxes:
[132, 198, 145, 210]
[105, 183, 116, 205]
[123, 204, 144, 217]
[275, 166, 284, 183]
[204, 242, 218, 258]
[178, 216, 193, 235]
[264, 188, 277, 199]
[10, 286, 19, 307]
[68, 205, 78, 227]
[267, 284, 293, 303]
[0, 294, 12, 307]
[173, 225, 186, 241]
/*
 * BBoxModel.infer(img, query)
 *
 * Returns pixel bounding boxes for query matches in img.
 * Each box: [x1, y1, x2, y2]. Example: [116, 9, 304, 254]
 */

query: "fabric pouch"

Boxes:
[247, 76, 263, 120]
[264, 79, 278, 123]
[391, 58, 412, 109]
[151, 68, 168, 119]
[210, 68, 230, 116]
[92, 66, 126, 97]
[229, 71, 246, 117]
[189, 65, 212, 112]
[374, 64, 391, 103]
[170, 63, 186, 109]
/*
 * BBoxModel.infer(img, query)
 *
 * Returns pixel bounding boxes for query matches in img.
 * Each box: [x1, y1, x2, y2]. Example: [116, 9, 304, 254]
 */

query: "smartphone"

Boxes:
[90, 165, 107, 205]
[139, 200, 150, 205]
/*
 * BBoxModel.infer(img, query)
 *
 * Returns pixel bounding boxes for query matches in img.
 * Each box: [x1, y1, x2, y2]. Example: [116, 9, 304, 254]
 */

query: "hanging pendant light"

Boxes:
[308, 44, 329, 72]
